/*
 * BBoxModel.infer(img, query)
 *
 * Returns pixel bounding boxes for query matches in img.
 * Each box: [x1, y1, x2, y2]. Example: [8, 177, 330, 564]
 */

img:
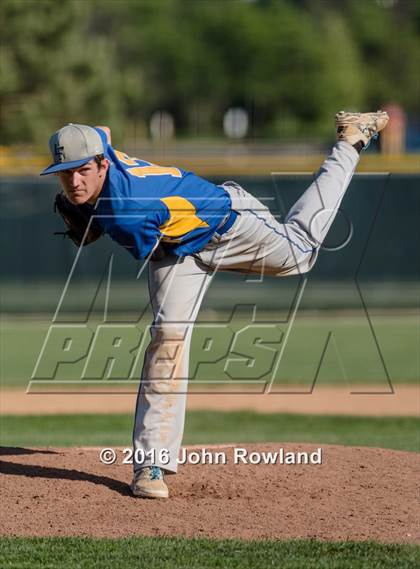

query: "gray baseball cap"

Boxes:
[40, 123, 105, 175]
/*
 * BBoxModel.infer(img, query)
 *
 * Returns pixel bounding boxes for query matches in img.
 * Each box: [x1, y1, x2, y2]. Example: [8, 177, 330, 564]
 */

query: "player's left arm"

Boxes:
[54, 193, 104, 247]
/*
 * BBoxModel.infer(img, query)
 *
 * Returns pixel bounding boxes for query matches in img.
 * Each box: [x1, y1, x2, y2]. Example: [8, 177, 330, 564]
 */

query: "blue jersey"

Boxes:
[93, 128, 231, 259]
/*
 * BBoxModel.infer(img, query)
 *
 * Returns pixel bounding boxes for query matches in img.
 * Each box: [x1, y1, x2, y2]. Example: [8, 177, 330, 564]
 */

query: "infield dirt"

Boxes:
[1, 444, 418, 543]
[2, 384, 419, 416]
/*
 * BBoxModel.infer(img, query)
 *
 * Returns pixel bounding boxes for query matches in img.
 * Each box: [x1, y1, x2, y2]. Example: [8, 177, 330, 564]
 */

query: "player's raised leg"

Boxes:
[283, 110, 390, 270]
[131, 254, 213, 498]
[198, 111, 388, 277]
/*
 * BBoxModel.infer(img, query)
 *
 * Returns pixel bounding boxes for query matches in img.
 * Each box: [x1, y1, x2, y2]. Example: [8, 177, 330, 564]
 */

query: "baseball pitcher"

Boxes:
[42, 111, 388, 498]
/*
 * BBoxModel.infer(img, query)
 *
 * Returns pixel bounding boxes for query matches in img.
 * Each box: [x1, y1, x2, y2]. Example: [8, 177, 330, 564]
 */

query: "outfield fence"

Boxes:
[1, 174, 419, 313]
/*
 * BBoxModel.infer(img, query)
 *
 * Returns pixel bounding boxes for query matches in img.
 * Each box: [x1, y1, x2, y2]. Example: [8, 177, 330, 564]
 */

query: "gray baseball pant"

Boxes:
[132, 141, 359, 473]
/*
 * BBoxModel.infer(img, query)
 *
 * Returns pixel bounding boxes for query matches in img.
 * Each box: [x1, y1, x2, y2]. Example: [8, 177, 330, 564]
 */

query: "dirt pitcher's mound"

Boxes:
[1, 444, 418, 543]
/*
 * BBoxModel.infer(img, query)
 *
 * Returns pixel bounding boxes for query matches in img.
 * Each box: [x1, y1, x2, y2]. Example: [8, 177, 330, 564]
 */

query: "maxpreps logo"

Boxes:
[29, 182, 392, 395]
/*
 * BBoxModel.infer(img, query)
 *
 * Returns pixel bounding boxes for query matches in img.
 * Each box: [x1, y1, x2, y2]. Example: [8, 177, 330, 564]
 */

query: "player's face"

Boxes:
[57, 159, 109, 205]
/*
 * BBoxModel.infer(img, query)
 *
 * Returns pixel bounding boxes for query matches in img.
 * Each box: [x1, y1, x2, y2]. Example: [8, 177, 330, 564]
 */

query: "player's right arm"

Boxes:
[95, 125, 112, 145]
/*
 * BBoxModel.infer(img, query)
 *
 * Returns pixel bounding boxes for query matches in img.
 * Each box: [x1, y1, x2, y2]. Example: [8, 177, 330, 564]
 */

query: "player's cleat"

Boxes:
[335, 111, 389, 148]
[131, 466, 169, 499]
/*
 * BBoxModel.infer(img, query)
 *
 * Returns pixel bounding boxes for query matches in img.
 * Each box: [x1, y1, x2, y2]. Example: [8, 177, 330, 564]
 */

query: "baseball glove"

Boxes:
[54, 192, 104, 247]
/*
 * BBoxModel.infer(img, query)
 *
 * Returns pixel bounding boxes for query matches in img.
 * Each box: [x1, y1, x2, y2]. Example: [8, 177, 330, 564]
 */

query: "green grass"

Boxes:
[1, 411, 419, 451]
[0, 537, 419, 569]
[1, 313, 419, 388]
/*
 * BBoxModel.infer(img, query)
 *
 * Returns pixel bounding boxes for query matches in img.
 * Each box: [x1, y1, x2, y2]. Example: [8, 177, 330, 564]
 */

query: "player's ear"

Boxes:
[99, 158, 110, 176]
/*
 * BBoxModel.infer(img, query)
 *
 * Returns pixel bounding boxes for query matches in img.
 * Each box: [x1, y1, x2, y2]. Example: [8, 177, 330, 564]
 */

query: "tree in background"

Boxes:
[302, 0, 420, 113]
[95, 0, 367, 139]
[0, 0, 122, 145]
[1, 0, 419, 144]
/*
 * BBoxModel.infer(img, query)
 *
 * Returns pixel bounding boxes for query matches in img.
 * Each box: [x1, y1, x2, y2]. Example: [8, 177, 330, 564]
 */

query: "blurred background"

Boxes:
[1, 0, 419, 393]
[1, 0, 420, 154]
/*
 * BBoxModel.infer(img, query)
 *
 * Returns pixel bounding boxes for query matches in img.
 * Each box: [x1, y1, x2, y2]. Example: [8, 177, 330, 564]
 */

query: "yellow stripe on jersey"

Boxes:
[159, 196, 209, 238]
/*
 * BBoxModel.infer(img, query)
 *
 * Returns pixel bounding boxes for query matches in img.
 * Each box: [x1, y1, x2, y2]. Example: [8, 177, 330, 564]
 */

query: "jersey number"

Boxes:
[114, 150, 182, 178]
[114, 150, 207, 240]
